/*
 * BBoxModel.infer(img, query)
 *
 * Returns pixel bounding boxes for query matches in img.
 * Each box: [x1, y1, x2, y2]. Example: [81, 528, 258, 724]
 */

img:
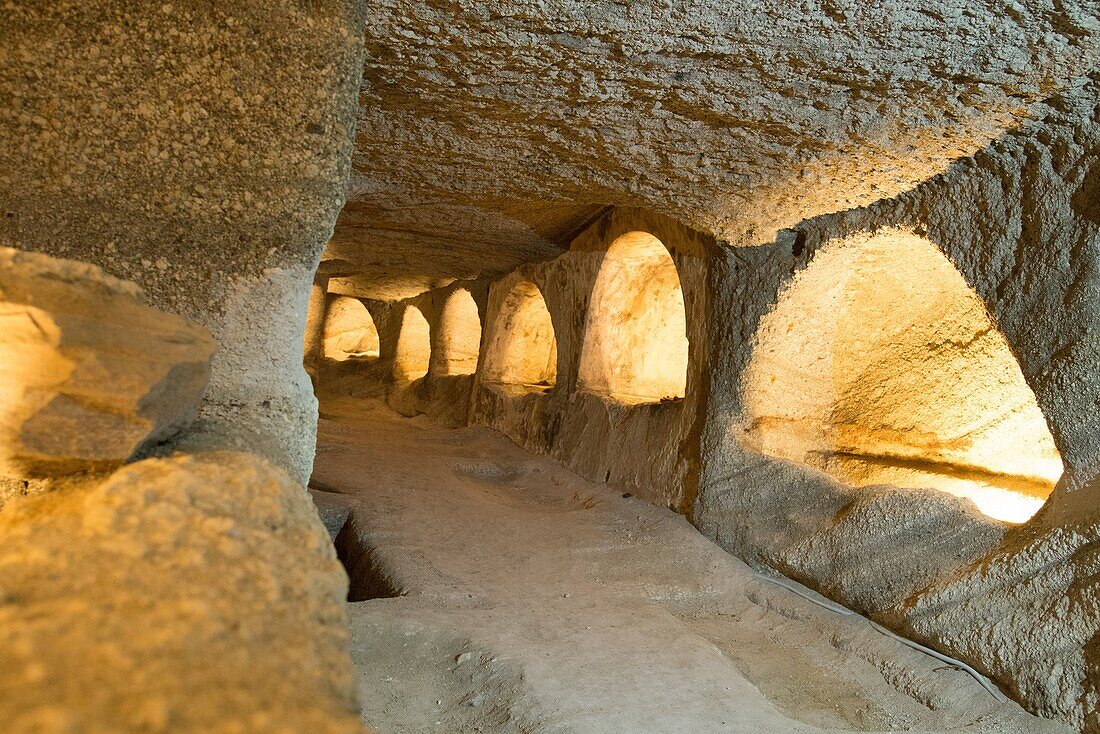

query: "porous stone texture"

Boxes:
[901, 522, 1100, 729]
[338, 0, 1100, 293]
[0, 247, 215, 479]
[696, 80, 1100, 729]
[0, 452, 361, 734]
[0, 1, 366, 483]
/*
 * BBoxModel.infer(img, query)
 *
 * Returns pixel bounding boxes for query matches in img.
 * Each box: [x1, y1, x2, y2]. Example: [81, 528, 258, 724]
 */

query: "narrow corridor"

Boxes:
[311, 396, 1065, 734]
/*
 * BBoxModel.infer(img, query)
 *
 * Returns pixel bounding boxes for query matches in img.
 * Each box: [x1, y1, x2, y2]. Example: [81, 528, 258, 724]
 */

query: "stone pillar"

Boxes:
[0, 2, 366, 483]
[304, 273, 333, 374]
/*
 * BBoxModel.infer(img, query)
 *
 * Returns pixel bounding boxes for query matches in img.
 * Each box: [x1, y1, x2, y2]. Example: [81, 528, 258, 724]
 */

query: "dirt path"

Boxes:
[312, 396, 1068, 734]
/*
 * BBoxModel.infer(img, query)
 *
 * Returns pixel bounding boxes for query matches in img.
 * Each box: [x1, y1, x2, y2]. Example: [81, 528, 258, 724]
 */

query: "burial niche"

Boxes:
[436, 289, 481, 376]
[577, 231, 688, 404]
[393, 304, 431, 381]
[482, 280, 557, 394]
[322, 296, 380, 361]
[741, 229, 1063, 524]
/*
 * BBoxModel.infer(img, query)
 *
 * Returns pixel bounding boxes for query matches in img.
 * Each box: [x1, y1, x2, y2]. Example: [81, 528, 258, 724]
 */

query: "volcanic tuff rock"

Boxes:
[0, 1, 366, 483]
[334, 0, 1100, 296]
[0, 247, 215, 478]
[0, 451, 362, 734]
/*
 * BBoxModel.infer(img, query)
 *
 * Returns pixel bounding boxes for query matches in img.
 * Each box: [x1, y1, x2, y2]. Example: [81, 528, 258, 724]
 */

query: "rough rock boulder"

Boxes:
[0, 248, 216, 477]
[0, 451, 363, 733]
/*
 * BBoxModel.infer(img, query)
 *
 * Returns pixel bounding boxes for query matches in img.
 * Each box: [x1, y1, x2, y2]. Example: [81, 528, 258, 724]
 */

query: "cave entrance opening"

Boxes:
[577, 231, 688, 404]
[740, 229, 1063, 523]
[322, 296, 380, 362]
[482, 280, 557, 394]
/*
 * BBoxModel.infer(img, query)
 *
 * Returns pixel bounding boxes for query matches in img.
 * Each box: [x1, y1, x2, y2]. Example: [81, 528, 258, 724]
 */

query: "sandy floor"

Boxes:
[310, 396, 1069, 734]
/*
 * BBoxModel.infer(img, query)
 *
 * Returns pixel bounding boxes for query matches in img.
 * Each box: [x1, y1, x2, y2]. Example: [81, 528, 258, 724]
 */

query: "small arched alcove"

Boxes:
[578, 231, 689, 404]
[393, 304, 431, 381]
[741, 228, 1063, 524]
[322, 296, 379, 361]
[482, 280, 557, 393]
[437, 288, 482, 376]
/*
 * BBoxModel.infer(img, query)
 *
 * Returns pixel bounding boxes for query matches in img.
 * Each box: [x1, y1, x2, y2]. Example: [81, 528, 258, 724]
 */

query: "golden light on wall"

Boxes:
[436, 289, 481, 376]
[482, 280, 557, 394]
[741, 228, 1063, 524]
[577, 231, 688, 404]
[393, 304, 430, 381]
[322, 296, 379, 361]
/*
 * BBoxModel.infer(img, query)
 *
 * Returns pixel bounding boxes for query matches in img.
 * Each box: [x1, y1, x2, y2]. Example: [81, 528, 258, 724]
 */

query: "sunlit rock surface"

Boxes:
[740, 228, 1062, 523]
[0, 452, 361, 734]
[481, 280, 558, 394]
[434, 288, 482, 377]
[0, 248, 215, 479]
[697, 80, 1100, 731]
[577, 231, 689, 404]
[322, 296, 380, 362]
[4, 1, 1100, 732]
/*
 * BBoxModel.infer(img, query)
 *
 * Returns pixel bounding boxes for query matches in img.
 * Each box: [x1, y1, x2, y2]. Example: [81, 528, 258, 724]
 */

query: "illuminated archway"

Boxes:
[322, 296, 379, 361]
[741, 229, 1062, 523]
[437, 289, 481, 376]
[578, 231, 688, 404]
[393, 305, 430, 381]
[482, 281, 557, 393]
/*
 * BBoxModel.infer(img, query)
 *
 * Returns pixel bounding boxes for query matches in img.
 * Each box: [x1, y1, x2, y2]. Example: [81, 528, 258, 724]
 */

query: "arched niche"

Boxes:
[322, 296, 379, 361]
[578, 231, 688, 404]
[393, 304, 430, 381]
[482, 280, 557, 393]
[437, 288, 481, 376]
[741, 228, 1063, 524]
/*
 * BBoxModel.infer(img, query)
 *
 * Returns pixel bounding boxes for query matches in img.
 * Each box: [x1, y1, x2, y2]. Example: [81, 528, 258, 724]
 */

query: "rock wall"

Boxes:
[0, 1, 366, 483]
[695, 80, 1100, 729]
[463, 208, 713, 512]
[325, 283, 491, 428]
[320, 206, 712, 510]
[0, 250, 364, 732]
[0, 248, 215, 481]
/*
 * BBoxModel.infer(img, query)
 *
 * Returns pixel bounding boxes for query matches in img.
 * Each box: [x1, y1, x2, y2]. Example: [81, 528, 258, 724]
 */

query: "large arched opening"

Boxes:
[741, 229, 1063, 523]
[322, 296, 380, 361]
[482, 280, 557, 394]
[393, 305, 431, 381]
[577, 231, 688, 404]
[436, 289, 481, 376]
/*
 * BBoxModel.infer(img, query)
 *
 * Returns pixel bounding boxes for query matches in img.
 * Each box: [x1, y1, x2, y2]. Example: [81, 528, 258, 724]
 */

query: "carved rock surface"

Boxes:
[335, 0, 1100, 294]
[0, 248, 216, 477]
[0, 452, 362, 734]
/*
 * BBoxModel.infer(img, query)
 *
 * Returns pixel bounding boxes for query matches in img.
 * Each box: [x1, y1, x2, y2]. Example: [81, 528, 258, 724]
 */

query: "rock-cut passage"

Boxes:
[323, 296, 379, 362]
[481, 280, 557, 394]
[578, 231, 689, 404]
[741, 228, 1063, 523]
[394, 304, 431, 381]
[312, 396, 1067, 734]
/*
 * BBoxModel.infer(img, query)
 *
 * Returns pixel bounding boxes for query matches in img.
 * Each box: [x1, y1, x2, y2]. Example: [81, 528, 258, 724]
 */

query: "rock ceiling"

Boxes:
[330, 1, 1100, 300]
